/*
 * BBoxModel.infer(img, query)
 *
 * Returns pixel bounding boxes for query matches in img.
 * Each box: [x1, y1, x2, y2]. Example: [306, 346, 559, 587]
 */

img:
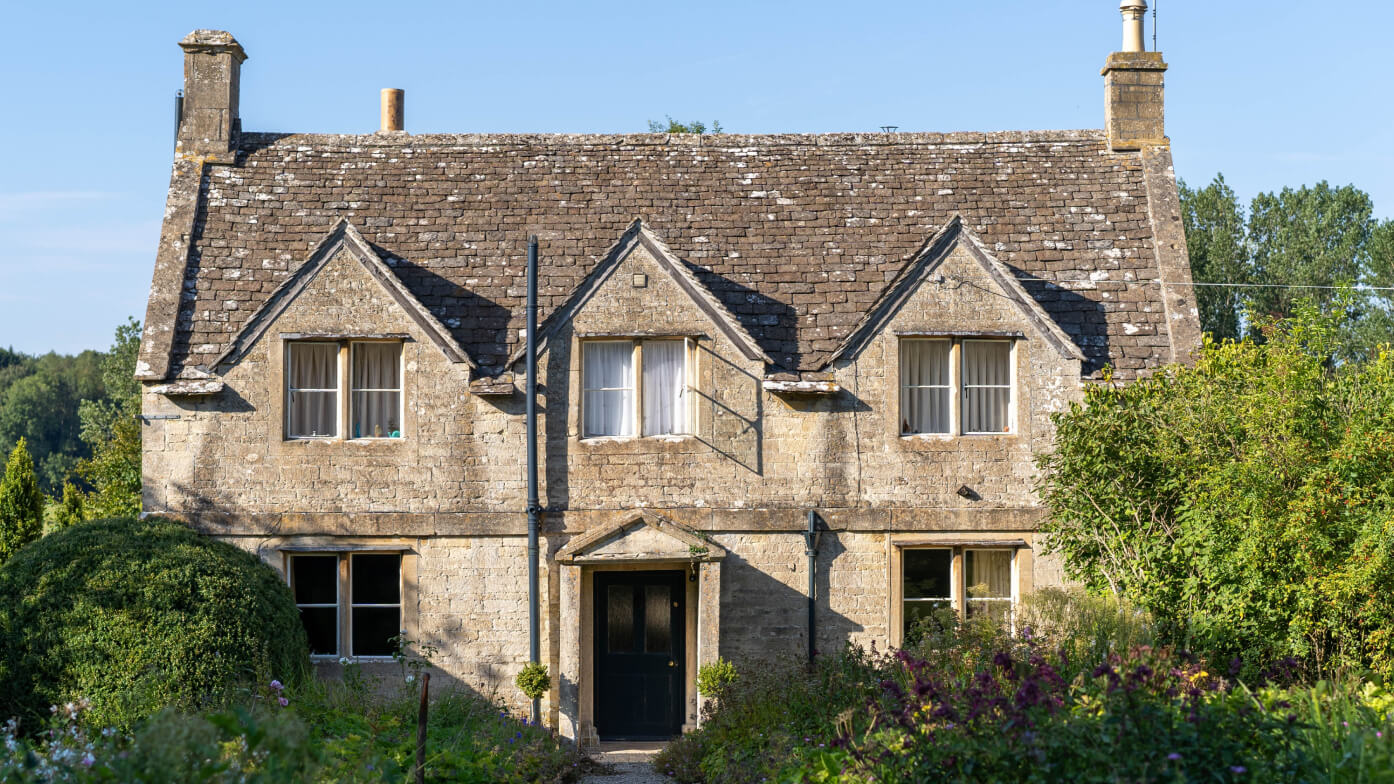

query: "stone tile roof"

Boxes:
[165, 130, 1183, 378]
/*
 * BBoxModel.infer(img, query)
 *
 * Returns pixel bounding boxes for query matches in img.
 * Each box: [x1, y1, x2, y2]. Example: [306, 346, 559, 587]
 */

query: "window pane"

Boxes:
[352, 343, 401, 390]
[584, 390, 634, 437]
[963, 341, 1011, 434]
[299, 607, 338, 655]
[607, 585, 634, 653]
[645, 584, 672, 653]
[902, 388, 950, 435]
[904, 600, 951, 635]
[351, 607, 400, 656]
[351, 554, 401, 605]
[903, 549, 952, 600]
[288, 343, 338, 389]
[289, 391, 337, 438]
[584, 343, 634, 437]
[351, 344, 402, 438]
[291, 555, 338, 605]
[584, 342, 633, 390]
[965, 550, 1012, 599]
[643, 340, 686, 436]
[352, 391, 401, 438]
[901, 341, 950, 435]
[967, 600, 1013, 626]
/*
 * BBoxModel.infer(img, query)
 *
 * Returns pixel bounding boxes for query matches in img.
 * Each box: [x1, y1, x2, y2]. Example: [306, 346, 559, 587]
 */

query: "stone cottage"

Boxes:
[137, 2, 1199, 744]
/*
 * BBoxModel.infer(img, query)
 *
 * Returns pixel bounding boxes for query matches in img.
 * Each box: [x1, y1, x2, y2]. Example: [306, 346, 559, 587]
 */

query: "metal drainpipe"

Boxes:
[804, 510, 820, 665]
[526, 235, 541, 725]
[174, 90, 184, 146]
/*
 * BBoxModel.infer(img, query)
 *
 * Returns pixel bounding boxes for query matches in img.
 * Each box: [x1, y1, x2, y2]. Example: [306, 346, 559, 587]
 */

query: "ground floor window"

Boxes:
[900, 547, 1015, 640]
[289, 552, 402, 658]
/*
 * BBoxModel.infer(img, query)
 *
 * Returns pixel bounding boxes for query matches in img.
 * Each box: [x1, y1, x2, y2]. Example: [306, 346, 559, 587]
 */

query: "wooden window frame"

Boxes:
[897, 337, 1017, 439]
[891, 544, 1020, 646]
[288, 551, 405, 661]
[283, 339, 405, 442]
[580, 337, 693, 440]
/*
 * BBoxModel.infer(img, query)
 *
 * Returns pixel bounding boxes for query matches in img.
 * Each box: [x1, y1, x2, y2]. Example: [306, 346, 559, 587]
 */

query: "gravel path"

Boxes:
[579, 760, 668, 784]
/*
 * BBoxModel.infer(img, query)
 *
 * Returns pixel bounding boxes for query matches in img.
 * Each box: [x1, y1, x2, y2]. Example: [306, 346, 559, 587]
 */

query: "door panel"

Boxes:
[594, 570, 686, 740]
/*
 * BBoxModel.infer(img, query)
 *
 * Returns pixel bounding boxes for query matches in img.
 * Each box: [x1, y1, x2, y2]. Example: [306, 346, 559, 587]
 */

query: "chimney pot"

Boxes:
[380, 89, 404, 133]
[1120, 0, 1148, 53]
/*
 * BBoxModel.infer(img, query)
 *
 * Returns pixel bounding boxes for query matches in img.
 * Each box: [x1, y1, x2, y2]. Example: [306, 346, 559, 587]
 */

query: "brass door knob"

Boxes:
[668, 660, 675, 667]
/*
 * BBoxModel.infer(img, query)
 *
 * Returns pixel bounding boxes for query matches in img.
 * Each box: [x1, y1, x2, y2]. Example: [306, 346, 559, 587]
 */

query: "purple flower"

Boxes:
[277, 697, 289, 707]
[1167, 753, 1182, 761]
[269, 680, 283, 691]
[1230, 765, 1246, 774]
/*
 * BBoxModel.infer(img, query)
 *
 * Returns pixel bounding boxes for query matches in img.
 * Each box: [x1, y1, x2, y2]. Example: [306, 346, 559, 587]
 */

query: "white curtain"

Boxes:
[963, 341, 1011, 433]
[583, 342, 634, 437]
[352, 343, 402, 438]
[900, 340, 950, 434]
[642, 340, 686, 436]
[965, 549, 1013, 624]
[288, 343, 338, 437]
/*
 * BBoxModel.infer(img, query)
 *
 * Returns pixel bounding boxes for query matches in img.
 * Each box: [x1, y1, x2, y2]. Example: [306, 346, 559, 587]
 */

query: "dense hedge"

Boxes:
[0, 516, 309, 730]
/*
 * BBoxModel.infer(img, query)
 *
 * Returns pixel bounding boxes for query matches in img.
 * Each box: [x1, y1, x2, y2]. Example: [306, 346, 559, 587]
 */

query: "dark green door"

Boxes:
[594, 570, 686, 740]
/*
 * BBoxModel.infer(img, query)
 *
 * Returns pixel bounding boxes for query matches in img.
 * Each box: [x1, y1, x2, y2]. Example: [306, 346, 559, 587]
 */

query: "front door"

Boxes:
[594, 570, 686, 740]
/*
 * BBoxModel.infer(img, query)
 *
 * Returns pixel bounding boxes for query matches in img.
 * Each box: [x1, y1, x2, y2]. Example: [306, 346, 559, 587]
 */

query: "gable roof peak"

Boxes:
[825, 216, 1085, 367]
[209, 217, 474, 372]
[505, 219, 773, 371]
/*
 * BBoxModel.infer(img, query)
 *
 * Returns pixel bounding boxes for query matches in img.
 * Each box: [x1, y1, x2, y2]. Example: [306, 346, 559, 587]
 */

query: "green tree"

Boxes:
[0, 439, 44, 562]
[1177, 178, 1394, 355]
[49, 480, 85, 531]
[1038, 301, 1394, 678]
[1179, 175, 1249, 341]
[648, 116, 724, 134]
[0, 351, 102, 492]
[76, 319, 142, 519]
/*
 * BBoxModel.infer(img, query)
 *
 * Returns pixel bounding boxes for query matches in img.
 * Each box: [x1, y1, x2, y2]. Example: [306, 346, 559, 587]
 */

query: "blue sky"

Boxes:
[2, 1, 1391, 355]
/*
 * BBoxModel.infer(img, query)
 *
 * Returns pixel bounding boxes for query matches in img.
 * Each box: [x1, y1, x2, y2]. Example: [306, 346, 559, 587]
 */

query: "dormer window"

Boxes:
[285, 340, 404, 440]
[900, 337, 1015, 436]
[582, 339, 690, 438]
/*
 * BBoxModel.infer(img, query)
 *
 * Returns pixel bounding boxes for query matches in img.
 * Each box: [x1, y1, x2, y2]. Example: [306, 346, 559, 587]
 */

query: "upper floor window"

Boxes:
[900, 338, 1014, 436]
[582, 339, 689, 438]
[286, 340, 403, 440]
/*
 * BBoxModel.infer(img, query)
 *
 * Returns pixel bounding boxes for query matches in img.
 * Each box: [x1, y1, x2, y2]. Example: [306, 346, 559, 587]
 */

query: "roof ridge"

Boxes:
[236, 129, 1108, 149]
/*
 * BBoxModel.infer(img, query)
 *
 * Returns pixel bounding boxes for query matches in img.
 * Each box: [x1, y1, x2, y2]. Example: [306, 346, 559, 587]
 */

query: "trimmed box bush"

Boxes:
[0, 516, 309, 730]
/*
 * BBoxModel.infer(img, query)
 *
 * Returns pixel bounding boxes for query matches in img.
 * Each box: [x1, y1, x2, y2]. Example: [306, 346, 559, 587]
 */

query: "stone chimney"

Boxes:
[177, 30, 246, 157]
[1101, 1, 1166, 151]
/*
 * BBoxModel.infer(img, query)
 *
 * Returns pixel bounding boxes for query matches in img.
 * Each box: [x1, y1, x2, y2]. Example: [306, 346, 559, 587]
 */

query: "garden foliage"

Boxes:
[0, 516, 309, 730]
[1039, 304, 1394, 679]
[0, 439, 43, 562]
[657, 594, 1394, 784]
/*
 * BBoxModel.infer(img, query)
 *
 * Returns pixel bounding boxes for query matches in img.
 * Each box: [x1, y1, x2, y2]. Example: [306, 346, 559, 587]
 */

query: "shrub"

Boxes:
[1039, 303, 1394, 678]
[696, 658, 738, 700]
[0, 516, 309, 731]
[515, 662, 550, 702]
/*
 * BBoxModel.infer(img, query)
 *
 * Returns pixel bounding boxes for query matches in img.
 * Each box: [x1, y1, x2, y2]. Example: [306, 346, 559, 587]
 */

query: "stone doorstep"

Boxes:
[593, 740, 668, 763]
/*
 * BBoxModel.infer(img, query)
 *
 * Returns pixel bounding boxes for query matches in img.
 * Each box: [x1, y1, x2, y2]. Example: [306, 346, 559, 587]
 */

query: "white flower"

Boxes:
[405, 674, 415, 683]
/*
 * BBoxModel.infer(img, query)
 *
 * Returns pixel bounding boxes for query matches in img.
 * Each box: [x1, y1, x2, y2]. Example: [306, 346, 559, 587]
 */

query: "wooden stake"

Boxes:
[415, 672, 430, 784]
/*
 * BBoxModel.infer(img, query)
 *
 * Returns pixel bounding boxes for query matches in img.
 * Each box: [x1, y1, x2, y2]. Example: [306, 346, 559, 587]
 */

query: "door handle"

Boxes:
[668, 660, 675, 667]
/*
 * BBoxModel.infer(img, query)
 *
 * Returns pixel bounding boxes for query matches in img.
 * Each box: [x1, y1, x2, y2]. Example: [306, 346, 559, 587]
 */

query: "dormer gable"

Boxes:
[825, 216, 1085, 368]
[209, 219, 474, 372]
[506, 220, 772, 371]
